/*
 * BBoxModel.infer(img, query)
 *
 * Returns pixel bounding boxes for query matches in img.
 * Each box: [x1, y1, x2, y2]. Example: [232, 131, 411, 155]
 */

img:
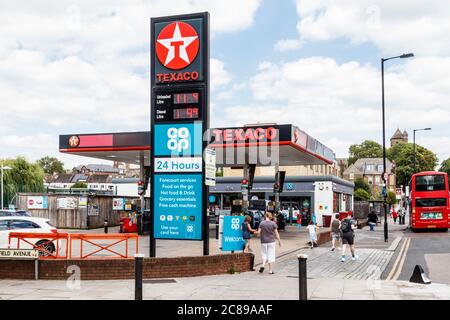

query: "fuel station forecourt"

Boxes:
[58, 11, 347, 258]
[59, 123, 351, 231]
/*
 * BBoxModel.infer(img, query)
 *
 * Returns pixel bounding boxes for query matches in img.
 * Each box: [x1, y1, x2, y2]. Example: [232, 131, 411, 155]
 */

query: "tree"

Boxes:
[386, 191, 397, 206]
[37, 156, 65, 175]
[439, 157, 450, 176]
[71, 182, 88, 189]
[1, 157, 45, 208]
[354, 188, 370, 201]
[354, 177, 371, 195]
[388, 142, 438, 186]
[348, 140, 383, 166]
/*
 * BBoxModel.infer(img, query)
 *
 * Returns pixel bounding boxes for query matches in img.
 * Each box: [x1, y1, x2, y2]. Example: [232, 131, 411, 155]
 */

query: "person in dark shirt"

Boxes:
[367, 211, 379, 232]
[340, 216, 358, 262]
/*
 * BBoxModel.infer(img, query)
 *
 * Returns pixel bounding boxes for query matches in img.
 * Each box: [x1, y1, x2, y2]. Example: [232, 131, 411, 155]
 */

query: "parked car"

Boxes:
[0, 216, 58, 256]
[0, 210, 32, 217]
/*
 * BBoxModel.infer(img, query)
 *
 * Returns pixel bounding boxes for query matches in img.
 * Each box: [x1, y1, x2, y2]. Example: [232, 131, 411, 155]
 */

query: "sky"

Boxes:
[0, 0, 449, 169]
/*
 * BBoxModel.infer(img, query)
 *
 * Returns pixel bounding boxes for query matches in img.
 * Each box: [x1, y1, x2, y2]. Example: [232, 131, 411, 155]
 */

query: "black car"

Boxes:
[0, 210, 32, 217]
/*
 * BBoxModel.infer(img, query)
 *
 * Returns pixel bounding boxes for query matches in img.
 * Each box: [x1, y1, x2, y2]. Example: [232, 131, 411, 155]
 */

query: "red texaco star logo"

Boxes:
[156, 21, 199, 70]
[69, 135, 80, 148]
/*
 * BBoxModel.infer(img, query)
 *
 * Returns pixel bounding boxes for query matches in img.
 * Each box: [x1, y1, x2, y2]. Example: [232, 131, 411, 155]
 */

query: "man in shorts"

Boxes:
[340, 215, 358, 262]
[330, 214, 341, 251]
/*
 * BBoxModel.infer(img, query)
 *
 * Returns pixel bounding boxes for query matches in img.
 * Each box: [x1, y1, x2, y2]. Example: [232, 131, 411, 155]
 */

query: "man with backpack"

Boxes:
[340, 215, 358, 262]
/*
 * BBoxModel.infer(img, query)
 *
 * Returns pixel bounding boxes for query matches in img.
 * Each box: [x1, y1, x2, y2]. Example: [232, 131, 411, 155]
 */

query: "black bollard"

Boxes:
[104, 219, 108, 234]
[135, 253, 144, 300]
[215, 215, 219, 240]
[119, 220, 124, 233]
[298, 254, 308, 300]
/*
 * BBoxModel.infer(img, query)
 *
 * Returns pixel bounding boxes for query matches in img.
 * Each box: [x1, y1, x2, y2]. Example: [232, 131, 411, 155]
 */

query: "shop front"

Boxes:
[209, 175, 354, 227]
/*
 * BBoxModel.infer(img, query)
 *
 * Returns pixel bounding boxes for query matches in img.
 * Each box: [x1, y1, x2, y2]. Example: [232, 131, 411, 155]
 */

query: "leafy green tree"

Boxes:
[354, 188, 370, 201]
[386, 191, 397, 206]
[439, 158, 450, 176]
[354, 177, 371, 195]
[1, 157, 45, 208]
[37, 156, 65, 175]
[71, 182, 88, 189]
[348, 140, 383, 166]
[388, 142, 438, 186]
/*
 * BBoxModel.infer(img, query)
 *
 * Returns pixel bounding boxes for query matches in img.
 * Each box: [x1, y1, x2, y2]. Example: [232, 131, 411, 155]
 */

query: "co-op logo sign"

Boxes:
[167, 127, 190, 152]
[231, 218, 241, 230]
[155, 123, 202, 156]
[155, 21, 200, 83]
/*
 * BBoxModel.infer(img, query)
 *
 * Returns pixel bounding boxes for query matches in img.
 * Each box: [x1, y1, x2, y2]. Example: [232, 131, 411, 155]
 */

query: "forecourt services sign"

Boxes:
[150, 12, 210, 256]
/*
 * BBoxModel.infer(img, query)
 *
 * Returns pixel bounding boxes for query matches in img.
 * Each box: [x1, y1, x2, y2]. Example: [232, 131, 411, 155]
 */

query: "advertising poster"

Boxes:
[205, 148, 216, 186]
[112, 198, 125, 211]
[88, 203, 99, 216]
[78, 196, 87, 208]
[153, 173, 202, 240]
[221, 215, 245, 252]
[57, 197, 78, 209]
[27, 196, 48, 209]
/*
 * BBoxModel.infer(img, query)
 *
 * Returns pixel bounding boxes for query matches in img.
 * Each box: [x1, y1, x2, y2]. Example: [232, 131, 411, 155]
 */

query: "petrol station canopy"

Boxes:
[59, 124, 335, 167]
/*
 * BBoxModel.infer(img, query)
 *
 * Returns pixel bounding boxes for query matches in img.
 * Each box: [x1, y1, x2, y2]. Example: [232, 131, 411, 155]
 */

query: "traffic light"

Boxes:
[273, 183, 280, 193]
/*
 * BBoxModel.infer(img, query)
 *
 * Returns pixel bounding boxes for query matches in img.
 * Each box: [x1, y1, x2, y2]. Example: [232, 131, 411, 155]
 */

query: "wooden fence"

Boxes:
[17, 193, 144, 229]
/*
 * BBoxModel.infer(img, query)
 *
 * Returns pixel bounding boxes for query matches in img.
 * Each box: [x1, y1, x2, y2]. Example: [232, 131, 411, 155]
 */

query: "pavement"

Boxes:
[63, 224, 314, 265]
[2, 247, 450, 300]
[3, 218, 450, 300]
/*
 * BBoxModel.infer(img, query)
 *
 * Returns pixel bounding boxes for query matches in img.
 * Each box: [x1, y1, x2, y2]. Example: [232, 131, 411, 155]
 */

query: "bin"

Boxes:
[121, 217, 138, 233]
[322, 215, 332, 228]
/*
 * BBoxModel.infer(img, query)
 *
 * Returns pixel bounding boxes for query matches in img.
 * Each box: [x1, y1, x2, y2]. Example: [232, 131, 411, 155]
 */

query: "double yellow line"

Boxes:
[386, 238, 411, 281]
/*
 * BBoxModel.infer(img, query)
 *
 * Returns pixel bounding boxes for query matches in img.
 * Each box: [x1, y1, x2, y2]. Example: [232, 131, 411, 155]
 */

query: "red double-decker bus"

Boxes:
[409, 171, 449, 231]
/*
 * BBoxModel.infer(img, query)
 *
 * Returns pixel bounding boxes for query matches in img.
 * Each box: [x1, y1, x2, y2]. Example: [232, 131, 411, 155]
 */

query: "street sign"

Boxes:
[0, 249, 39, 260]
[150, 12, 210, 254]
[137, 180, 145, 195]
[205, 148, 216, 186]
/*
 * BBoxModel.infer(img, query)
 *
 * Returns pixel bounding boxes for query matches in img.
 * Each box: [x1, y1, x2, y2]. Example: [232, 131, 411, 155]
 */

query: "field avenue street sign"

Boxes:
[0, 249, 39, 260]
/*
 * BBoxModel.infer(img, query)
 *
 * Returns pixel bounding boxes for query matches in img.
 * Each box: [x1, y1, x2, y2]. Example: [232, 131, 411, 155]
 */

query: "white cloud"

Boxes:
[0, 1, 258, 166]
[295, 0, 450, 56]
[218, 56, 450, 162]
[274, 39, 302, 52]
[211, 58, 232, 90]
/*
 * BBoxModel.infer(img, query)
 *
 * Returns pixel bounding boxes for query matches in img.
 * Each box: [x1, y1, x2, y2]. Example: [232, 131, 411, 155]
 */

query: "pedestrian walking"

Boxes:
[296, 213, 302, 229]
[330, 214, 341, 251]
[340, 215, 358, 262]
[392, 209, 398, 224]
[398, 206, 405, 225]
[254, 212, 282, 274]
[307, 220, 318, 249]
[242, 215, 257, 253]
[367, 210, 379, 231]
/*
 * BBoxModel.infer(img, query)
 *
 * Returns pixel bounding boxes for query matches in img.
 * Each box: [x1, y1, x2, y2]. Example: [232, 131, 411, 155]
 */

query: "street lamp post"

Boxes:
[413, 128, 432, 173]
[1, 165, 12, 210]
[381, 53, 414, 242]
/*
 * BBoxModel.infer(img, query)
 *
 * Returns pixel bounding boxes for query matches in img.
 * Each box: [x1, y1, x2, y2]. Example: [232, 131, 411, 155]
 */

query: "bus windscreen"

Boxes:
[416, 198, 447, 207]
[415, 175, 446, 191]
